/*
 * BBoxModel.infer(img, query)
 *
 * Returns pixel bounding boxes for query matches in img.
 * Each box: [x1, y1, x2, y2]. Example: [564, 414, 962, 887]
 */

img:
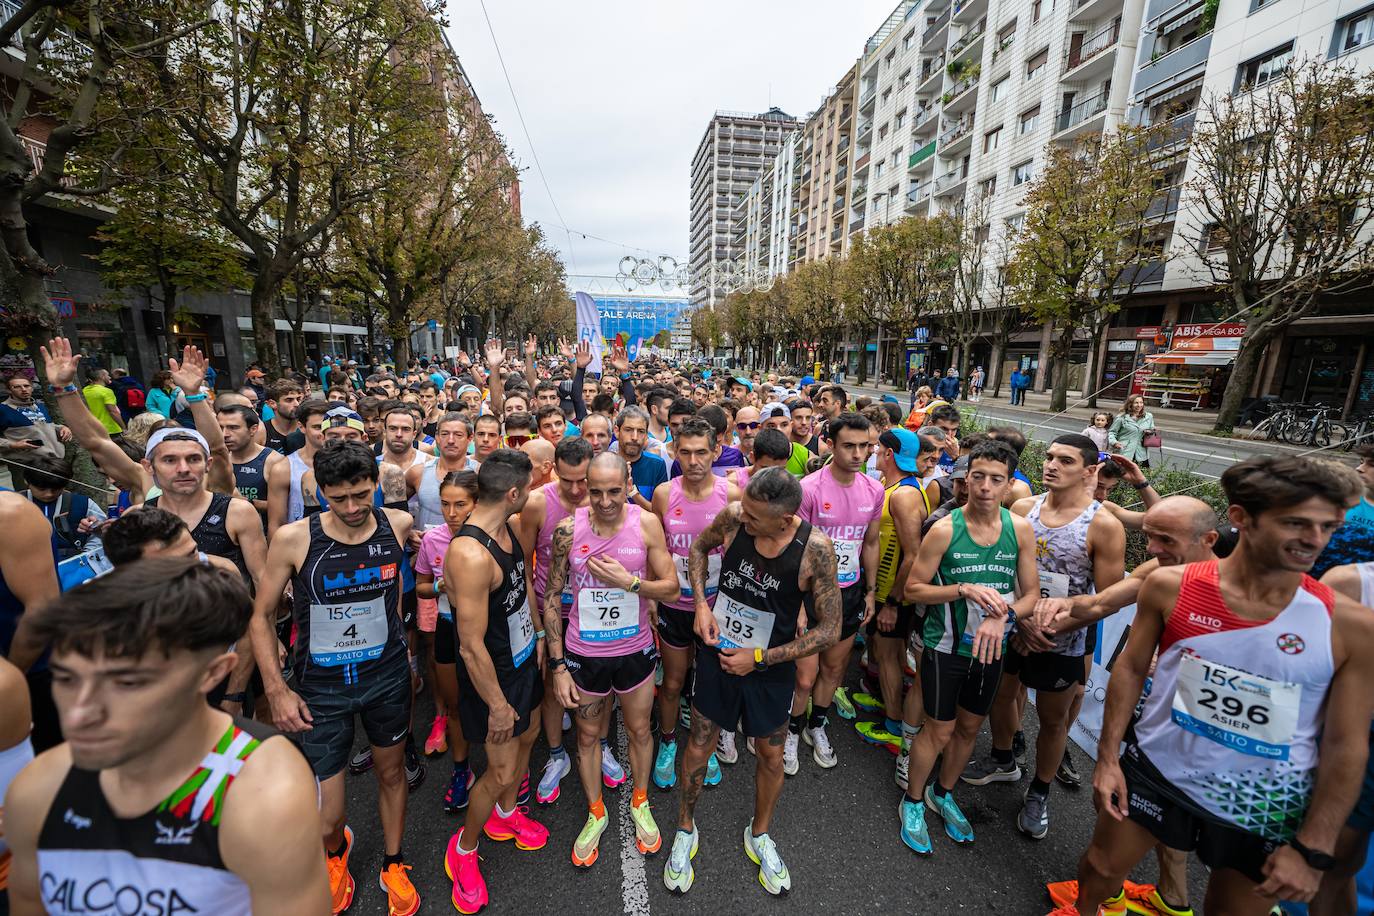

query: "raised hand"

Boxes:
[574, 339, 592, 369]
[484, 338, 506, 370]
[558, 336, 574, 361]
[39, 337, 81, 388]
[608, 344, 630, 374]
[525, 334, 538, 358]
[168, 345, 208, 393]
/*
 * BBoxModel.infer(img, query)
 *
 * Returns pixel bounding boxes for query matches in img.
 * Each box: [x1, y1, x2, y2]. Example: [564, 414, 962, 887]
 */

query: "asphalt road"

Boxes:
[342, 669, 1211, 916]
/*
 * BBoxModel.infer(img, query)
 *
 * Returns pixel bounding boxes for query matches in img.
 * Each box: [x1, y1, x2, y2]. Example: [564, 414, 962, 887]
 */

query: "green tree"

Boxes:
[784, 257, 848, 371]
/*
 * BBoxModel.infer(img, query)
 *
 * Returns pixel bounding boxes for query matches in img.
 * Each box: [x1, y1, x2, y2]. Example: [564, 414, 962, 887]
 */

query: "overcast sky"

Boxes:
[445, 0, 902, 298]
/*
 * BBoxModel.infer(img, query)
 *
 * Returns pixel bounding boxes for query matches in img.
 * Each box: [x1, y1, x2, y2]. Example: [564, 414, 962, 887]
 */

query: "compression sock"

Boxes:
[589, 797, 606, 819]
[931, 782, 951, 800]
[788, 714, 806, 735]
[1029, 777, 1051, 796]
[808, 704, 831, 729]
[632, 787, 648, 807]
[991, 746, 1014, 765]
[383, 851, 404, 868]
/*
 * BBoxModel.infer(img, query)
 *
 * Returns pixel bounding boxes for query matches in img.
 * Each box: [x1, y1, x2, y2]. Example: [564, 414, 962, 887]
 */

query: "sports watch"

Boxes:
[1288, 837, 1335, 871]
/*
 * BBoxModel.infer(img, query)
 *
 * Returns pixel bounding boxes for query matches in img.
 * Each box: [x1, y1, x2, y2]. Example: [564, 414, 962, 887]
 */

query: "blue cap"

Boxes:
[880, 427, 923, 473]
[731, 376, 754, 392]
[800, 375, 816, 387]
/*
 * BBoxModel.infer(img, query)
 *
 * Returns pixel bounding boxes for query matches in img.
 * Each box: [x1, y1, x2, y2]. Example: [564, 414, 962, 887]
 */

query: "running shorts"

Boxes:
[1120, 743, 1280, 884]
[400, 588, 417, 630]
[1004, 648, 1088, 692]
[920, 647, 1004, 721]
[455, 657, 543, 745]
[866, 602, 918, 640]
[434, 611, 456, 666]
[691, 644, 794, 738]
[656, 605, 697, 650]
[839, 583, 867, 642]
[566, 645, 658, 697]
[294, 655, 412, 779]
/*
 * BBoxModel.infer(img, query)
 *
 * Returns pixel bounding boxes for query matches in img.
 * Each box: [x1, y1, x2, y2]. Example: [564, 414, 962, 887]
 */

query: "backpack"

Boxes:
[125, 387, 146, 410]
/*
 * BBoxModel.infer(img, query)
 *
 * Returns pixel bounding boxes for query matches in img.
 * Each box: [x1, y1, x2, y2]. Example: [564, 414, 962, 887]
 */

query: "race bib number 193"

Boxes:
[713, 594, 775, 650]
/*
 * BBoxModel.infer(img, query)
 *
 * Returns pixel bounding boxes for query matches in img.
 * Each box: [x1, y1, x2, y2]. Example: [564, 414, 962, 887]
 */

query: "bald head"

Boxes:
[521, 437, 554, 473]
[1141, 495, 1220, 566]
[588, 450, 630, 484]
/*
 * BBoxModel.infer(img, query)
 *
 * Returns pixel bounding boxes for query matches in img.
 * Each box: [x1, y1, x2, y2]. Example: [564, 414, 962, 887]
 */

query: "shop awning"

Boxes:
[235, 317, 368, 336]
[1147, 334, 1240, 367]
[1148, 353, 1235, 366]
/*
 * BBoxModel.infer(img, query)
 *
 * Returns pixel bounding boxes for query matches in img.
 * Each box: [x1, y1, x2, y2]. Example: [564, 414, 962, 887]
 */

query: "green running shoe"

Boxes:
[854, 720, 901, 753]
[663, 826, 698, 894]
[850, 691, 884, 716]
[833, 687, 857, 720]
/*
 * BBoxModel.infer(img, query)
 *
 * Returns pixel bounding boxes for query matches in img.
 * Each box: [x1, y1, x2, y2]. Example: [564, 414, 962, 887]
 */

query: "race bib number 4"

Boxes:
[714, 594, 776, 650]
[675, 552, 721, 599]
[578, 588, 639, 643]
[1171, 652, 1302, 760]
[509, 598, 536, 667]
[309, 597, 389, 666]
[834, 539, 861, 588]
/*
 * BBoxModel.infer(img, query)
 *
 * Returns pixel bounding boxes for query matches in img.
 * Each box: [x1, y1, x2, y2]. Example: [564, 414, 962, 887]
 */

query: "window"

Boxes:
[974, 223, 991, 244]
[1006, 212, 1026, 234]
[1012, 159, 1034, 185]
[891, 150, 901, 168]
[1236, 42, 1293, 89]
[1337, 8, 1374, 54]
[882, 88, 893, 105]
[979, 176, 998, 198]
[984, 126, 1003, 152]
[1019, 105, 1040, 135]
[903, 30, 915, 50]
[1202, 222, 1230, 252]
[886, 51, 896, 69]
[1032, 0, 1042, 23]
[899, 70, 911, 89]
[990, 75, 1009, 102]
[879, 124, 890, 141]
[895, 108, 907, 128]
[997, 20, 1017, 50]
[1026, 49, 1048, 81]
[875, 162, 885, 179]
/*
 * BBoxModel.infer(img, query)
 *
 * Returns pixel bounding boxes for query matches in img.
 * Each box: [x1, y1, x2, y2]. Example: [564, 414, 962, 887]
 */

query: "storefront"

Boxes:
[1134, 323, 1244, 410]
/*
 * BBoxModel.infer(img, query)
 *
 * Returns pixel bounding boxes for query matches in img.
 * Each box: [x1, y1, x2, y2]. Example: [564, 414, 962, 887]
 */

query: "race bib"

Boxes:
[834, 539, 861, 587]
[1038, 570, 1070, 599]
[437, 593, 452, 622]
[1171, 652, 1302, 760]
[675, 552, 721, 599]
[309, 597, 389, 666]
[714, 593, 776, 650]
[961, 591, 1017, 646]
[508, 597, 535, 667]
[561, 585, 574, 609]
[578, 587, 638, 643]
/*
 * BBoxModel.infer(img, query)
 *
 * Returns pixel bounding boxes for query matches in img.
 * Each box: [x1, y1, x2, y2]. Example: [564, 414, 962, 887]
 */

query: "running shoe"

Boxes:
[444, 828, 487, 915]
[854, 721, 902, 754]
[404, 744, 425, 791]
[537, 752, 571, 804]
[443, 767, 475, 813]
[572, 809, 608, 867]
[743, 821, 791, 895]
[348, 746, 373, 774]
[379, 862, 419, 916]
[961, 755, 1022, 785]
[424, 715, 448, 756]
[895, 741, 910, 791]
[1047, 905, 1128, 916]
[601, 744, 628, 789]
[1057, 749, 1082, 788]
[898, 797, 932, 855]
[833, 687, 856, 720]
[716, 730, 739, 764]
[923, 784, 974, 844]
[704, 752, 722, 787]
[1019, 788, 1050, 840]
[1046, 880, 1158, 914]
[662, 826, 698, 894]
[328, 824, 355, 914]
[515, 770, 531, 807]
[782, 732, 799, 776]
[653, 739, 678, 789]
[483, 805, 549, 850]
[632, 797, 661, 854]
[803, 724, 837, 768]
[1012, 730, 1027, 769]
[850, 691, 884, 716]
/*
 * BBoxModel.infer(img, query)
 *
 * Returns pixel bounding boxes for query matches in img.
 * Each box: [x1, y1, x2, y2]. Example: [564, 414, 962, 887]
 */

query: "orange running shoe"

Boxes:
[379, 862, 419, 916]
[328, 825, 356, 914]
[1048, 880, 1151, 910]
[1045, 900, 1127, 916]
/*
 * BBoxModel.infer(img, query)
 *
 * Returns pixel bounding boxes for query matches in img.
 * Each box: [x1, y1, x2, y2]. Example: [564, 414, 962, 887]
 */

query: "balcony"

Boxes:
[860, 87, 877, 108]
[953, 0, 989, 24]
[837, 136, 851, 156]
[1133, 33, 1211, 101]
[831, 226, 844, 242]
[1069, 0, 1125, 24]
[1145, 109, 1196, 151]
[923, 8, 952, 49]
[1054, 89, 1109, 134]
[906, 181, 932, 209]
[911, 106, 933, 131]
[849, 215, 866, 233]
[854, 152, 870, 171]
[949, 22, 987, 61]
[938, 118, 974, 149]
[909, 139, 937, 169]
[1145, 0, 1201, 27]
[1064, 20, 1120, 78]
[1, 0, 85, 66]
[943, 73, 980, 114]
[934, 170, 968, 196]
[1145, 185, 1181, 221]
[835, 165, 848, 183]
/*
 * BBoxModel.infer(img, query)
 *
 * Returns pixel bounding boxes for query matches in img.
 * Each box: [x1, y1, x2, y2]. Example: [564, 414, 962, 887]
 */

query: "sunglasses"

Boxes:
[506, 435, 531, 446]
[736, 421, 761, 431]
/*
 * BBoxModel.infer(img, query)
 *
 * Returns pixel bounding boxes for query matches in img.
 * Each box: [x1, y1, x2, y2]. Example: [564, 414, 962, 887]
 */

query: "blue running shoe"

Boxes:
[444, 767, 475, 813]
[898, 797, 932, 855]
[704, 753, 722, 787]
[923, 783, 974, 844]
[653, 740, 678, 790]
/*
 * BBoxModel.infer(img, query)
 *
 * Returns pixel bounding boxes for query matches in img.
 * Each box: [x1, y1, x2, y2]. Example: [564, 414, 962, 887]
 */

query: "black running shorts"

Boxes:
[1004, 648, 1088, 692]
[401, 588, 417, 630]
[455, 658, 543, 745]
[838, 583, 867, 641]
[295, 656, 413, 779]
[656, 605, 697, 650]
[1119, 743, 1279, 884]
[434, 611, 456, 666]
[865, 602, 918, 640]
[920, 647, 1004, 721]
[691, 644, 794, 738]
[567, 645, 658, 697]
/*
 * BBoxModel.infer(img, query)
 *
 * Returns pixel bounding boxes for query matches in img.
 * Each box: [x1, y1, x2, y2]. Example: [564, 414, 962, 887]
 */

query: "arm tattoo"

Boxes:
[378, 465, 407, 503]
[689, 503, 740, 600]
[765, 533, 842, 666]
[542, 518, 574, 658]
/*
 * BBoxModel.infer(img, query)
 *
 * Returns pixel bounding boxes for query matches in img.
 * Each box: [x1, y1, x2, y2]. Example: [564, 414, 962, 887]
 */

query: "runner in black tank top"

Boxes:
[148, 491, 248, 580]
[664, 466, 843, 899]
[233, 446, 273, 519]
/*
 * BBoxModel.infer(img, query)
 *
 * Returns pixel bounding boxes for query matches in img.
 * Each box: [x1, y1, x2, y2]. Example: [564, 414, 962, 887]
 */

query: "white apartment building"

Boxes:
[737, 131, 800, 286]
[688, 108, 800, 309]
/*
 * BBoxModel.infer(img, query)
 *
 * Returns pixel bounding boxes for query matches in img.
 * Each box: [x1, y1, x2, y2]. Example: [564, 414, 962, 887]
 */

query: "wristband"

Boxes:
[222, 691, 247, 703]
[49, 383, 78, 395]
[535, 630, 546, 640]
[184, 392, 208, 403]
[1131, 480, 1150, 490]
[550, 657, 567, 671]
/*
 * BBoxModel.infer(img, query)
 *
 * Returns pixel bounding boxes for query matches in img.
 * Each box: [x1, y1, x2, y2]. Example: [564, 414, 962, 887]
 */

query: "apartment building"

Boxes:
[688, 108, 800, 309]
[793, 66, 861, 264]
[737, 131, 800, 286]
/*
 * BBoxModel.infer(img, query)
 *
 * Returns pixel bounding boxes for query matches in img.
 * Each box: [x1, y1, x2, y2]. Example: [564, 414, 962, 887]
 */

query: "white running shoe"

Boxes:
[716, 730, 738, 765]
[782, 732, 799, 776]
[803, 724, 837, 768]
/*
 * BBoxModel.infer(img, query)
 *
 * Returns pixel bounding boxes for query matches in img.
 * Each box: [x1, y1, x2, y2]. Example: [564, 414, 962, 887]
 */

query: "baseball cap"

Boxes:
[879, 428, 922, 473]
[760, 401, 790, 420]
[245, 369, 265, 381]
[950, 455, 970, 479]
[800, 375, 816, 387]
[730, 376, 753, 392]
[323, 406, 365, 432]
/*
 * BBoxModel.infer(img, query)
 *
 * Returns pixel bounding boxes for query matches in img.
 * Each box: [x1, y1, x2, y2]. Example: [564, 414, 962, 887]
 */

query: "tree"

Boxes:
[1007, 127, 1163, 411]
[1183, 59, 1374, 431]
[784, 257, 848, 371]
[846, 215, 960, 387]
[164, 0, 444, 375]
[941, 200, 992, 383]
[689, 305, 722, 356]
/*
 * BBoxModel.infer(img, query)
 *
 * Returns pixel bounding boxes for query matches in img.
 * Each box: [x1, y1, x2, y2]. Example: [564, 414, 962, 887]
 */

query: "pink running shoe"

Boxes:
[425, 715, 448, 756]
[444, 829, 488, 915]
[482, 805, 549, 851]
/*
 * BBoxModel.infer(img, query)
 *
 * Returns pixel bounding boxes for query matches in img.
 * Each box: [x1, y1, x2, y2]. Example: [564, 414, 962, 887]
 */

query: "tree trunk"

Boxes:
[1214, 323, 1275, 433]
[160, 285, 179, 360]
[1083, 324, 1107, 409]
[1050, 323, 1075, 413]
[988, 340, 1006, 397]
[250, 269, 284, 379]
[855, 328, 869, 386]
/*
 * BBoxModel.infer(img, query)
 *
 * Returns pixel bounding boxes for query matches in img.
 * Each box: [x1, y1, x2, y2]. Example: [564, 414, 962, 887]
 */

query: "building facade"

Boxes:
[688, 108, 800, 310]
[794, 67, 861, 265]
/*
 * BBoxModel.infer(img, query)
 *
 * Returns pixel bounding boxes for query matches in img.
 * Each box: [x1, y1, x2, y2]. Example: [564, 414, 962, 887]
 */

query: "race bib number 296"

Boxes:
[1171, 652, 1302, 760]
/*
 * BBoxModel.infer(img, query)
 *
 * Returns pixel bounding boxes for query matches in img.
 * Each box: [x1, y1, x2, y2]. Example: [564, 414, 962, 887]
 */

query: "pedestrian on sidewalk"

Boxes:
[907, 369, 927, 410]
[1009, 368, 1028, 406]
[1108, 394, 1157, 468]
[1081, 411, 1115, 453]
[935, 368, 960, 402]
[969, 366, 984, 402]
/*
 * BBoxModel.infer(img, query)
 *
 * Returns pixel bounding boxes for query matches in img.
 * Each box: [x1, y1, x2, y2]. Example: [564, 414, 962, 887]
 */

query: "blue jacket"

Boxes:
[935, 375, 961, 400]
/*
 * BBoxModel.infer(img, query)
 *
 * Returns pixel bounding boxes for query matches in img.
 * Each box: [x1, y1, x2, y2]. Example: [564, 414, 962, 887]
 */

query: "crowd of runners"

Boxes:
[0, 334, 1372, 916]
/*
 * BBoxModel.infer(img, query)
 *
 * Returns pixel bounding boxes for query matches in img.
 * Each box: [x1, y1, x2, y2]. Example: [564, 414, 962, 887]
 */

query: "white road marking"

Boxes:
[616, 706, 652, 915]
